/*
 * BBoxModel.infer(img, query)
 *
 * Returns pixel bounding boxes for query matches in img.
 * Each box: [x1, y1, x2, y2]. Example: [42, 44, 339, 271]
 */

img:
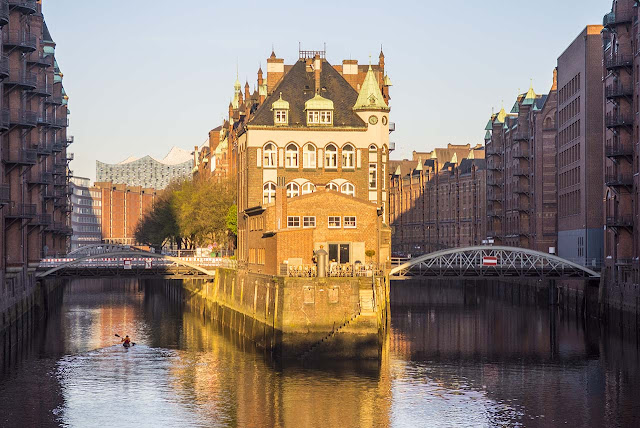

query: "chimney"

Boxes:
[552, 67, 558, 91]
[314, 54, 321, 94]
[257, 67, 265, 104]
[244, 81, 250, 101]
[228, 102, 233, 120]
[275, 176, 287, 230]
[266, 51, 284, 94]
[238, 90, 243, 106]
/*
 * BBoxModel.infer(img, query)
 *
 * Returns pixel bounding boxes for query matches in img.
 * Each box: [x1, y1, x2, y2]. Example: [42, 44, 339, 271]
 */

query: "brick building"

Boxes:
[1, 1, 72, 287]
[484, 70, 558, 253]
[94, 182, 156, 245]
[389, 146, 486, 256]
[69, 177, 101, 251]
[556, 25, 604, 266]
[235, 49, 393, 275]
[602, 1, 637, 285]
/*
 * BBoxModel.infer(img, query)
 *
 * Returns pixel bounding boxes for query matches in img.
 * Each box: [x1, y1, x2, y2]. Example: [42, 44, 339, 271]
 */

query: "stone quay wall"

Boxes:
[152, 268, 390, 360]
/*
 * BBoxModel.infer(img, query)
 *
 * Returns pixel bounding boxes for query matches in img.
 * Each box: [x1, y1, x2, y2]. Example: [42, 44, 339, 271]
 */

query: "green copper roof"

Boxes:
[305, 93, 334, 110]
[510, 101, 519, 114]
[484, 118, 494, 131]
[522, 83, 536, 106]
[353, 64, 389, 111]
[271, 92, 289, 110]
[485, 130, 491, 140]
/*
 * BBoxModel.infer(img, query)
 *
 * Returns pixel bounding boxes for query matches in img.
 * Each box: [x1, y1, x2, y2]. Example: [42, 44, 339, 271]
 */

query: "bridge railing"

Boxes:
[39, 256, 237, 270]
[287, 263, 383, 278]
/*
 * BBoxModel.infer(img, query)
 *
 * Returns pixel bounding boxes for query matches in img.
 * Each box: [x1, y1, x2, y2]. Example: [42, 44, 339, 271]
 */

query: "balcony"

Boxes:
[51, 117, 68, 128]
[486, 146, 502, 156]
[26, 51, 53, 68]
[487, 189, 503, 201]
[605, 141, 633, 158]
[30, 81, 53, 97]
[606, 214, 633, 229]
[5, 203, 36, 219]
[0, 1, 8, 27]
[10, 109, 38, 127]
[52, 164, 66, 176]
[0, 55, 8, 79]
[512, 131, 530, 142]
[487, 158, 502, 170]
[605, 173, 634, 187]
[603, 9, 633, 28]
[51, 141, 64, 152]
[36, 142, 52, 155]
[0, 108, 9, 130]
[65, 153, 74, 161]
[605, 83, 633, 100]
[2, 30, 36, 51]
[33, 213, 52, 227]
[45, 94, 63, 105]
[0, 183, 9, 205]
[8, 0, 36, 13]
[606, 112, 634, 128]
[5, 69, 37, 89]
[513, 198, 530, 212]
[513, 165, 529, 176]
[389, 122, 395, 132]
[28, 170, 52, 185]
[514, 181, 530, 194]
[51, 222, 73, 236]
[66, 136, 74, 146]
[487, 206, 502, 218]
[42, 187, 56, 199]
[605, 54, 633, 70]
[512, 145, 530, 159]
[3, 148, 36, 165]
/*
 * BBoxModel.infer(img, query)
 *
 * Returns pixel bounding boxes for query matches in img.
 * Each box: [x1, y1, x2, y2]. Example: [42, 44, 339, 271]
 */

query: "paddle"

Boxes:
[114, 334, 136, 346]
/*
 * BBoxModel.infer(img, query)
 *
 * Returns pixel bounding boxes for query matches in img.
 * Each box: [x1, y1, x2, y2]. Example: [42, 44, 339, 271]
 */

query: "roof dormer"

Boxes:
[271, 92, 290, 126]
[304, 94, 334, 126]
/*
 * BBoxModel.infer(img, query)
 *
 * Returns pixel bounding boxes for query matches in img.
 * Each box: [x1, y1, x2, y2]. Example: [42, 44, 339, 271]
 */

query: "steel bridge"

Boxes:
[389, 246, 600, 280]
[37, 245, 236, 279]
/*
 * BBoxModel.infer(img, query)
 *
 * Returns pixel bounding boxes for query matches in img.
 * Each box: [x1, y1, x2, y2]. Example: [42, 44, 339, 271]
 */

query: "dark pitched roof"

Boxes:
[248, 60, 366, 129]
[43, 22, 53, 43]
[458, 158, 485, 175]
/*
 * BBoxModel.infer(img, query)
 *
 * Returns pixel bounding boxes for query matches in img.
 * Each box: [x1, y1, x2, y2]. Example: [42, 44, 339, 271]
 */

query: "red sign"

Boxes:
[482, 256, 498, 266]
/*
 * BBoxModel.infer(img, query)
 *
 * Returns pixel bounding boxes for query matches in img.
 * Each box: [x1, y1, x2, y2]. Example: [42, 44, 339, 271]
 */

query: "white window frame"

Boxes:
[303, 143, 316, 168]
[320, 111, 332, 124]
[369, 163, 378, 189]
[328, 216, 341, 228]
[286, 182, 300, 198]
[263, 143, 276, 168]
[301, 182, 316, 195]
[263, 182, 276, 204]
[326, 182, 339, 192]
[287, 216, 301, 228]
[274, 110, 288, 125]
[342, 144, 355, 169]
[285, 143, 299, 168]
[344, 216, 356, 228]
[325, 144, 338, 169]
[303, 216, 316, 228]
[307, 110, 319, 124]
[341, 182, 355, 197]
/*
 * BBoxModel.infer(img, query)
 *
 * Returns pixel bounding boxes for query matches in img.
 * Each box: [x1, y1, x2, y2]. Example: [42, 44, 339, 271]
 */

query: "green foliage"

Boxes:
[226, 204, 238, 236]
[135, 177, 237, 250]
[365, 249, 376, 258]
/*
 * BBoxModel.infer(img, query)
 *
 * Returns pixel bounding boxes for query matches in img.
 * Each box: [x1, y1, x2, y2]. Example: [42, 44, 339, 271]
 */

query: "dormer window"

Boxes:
[271, 92, 289, 126]
[304, 94, 334, 126]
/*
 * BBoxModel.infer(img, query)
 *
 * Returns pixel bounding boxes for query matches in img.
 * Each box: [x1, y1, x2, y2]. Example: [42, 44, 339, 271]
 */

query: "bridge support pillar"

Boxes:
[548, 279, 558, 306]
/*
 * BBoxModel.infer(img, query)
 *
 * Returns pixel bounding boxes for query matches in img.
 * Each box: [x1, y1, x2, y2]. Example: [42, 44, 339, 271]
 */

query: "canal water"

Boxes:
[0, 279, 638, 428]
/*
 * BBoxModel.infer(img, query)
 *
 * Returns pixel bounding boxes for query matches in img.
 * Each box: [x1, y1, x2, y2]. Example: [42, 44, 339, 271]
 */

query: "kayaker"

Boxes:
[121, 335, 132, 346]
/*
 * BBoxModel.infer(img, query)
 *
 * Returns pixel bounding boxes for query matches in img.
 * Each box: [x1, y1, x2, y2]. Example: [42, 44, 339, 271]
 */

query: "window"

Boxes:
[344, 216, 356, 228]
[285, 143, 299, 168]
[342, 144, 355, 169]
[328, 216, 341, 228]
[369, 163, 377, 189]
[263, 182, 276, 204]
[307, 110, 333, 125]
[325, 144, 337, 169]
[301, 182, 316, 195]
[274, 110, 288, 124]
[286, 182, 299, 198]
[302, 143, 317, 169]
[327, 182, 339, 191]
[307, 110, 319, 124]
[263, 143, 276, 167]
[341, 182, 355, 197]
[382, 163, 386, 190]
[287, 216, 300, 228]
[369, 144, 377, 152]
[303, 216, 316, 228]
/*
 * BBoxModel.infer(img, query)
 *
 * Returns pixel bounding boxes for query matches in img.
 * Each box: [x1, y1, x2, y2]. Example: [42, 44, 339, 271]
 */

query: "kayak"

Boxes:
[123, 342, 131, 348]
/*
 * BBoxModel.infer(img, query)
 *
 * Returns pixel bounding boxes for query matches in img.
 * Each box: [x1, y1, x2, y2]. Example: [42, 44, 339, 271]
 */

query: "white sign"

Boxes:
[123, 259, 132, 270]
[145, 259, 153, 269]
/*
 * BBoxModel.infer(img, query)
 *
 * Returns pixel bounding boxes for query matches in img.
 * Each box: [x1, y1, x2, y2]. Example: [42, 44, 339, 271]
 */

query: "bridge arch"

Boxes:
[37, 250, 216, 278]
[67, 244, 146, 257]
[389, 246, 600, 279]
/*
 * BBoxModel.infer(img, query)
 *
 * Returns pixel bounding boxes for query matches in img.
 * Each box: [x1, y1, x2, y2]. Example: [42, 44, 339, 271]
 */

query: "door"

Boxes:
[328, 243, 351, 263]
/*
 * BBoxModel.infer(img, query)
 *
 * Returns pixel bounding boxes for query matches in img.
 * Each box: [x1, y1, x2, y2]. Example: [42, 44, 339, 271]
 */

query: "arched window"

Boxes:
[325, 144, 337, 169]
[286, 182, 300, 198]
[303, 143, 316, 168]
[342, 144, 355, 169]
[369, 144, 377, 152]
[341, 182, 355, 197]
[285, 143, 299, 168]
[263, 182, 276, 204]
[301, 182, 316, 195]
[263, 143, 276, 167]
[326, 182, 339, 191]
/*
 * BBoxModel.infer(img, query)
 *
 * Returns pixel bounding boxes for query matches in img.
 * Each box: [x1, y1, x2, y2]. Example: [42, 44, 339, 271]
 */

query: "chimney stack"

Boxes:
[257, 67, 265, 104]
[552, 67, 558, 91]
[266, 51, 284, 94]
[314, 54, 322, 94]
[244, 81, 250, 101]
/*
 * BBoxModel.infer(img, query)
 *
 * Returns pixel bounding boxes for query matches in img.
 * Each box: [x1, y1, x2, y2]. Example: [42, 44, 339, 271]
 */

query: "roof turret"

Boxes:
[522, 81, 536, 106]
[353, 64, 389, 111]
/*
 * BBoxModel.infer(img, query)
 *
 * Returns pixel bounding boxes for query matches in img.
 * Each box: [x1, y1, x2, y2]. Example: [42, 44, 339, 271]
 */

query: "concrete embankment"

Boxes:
[150, 268, 390, 361]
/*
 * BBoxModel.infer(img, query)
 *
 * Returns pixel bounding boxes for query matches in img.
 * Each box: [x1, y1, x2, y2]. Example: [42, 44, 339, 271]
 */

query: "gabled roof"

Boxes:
[353, 65, 389, 111]
[248, 60, 366, 128]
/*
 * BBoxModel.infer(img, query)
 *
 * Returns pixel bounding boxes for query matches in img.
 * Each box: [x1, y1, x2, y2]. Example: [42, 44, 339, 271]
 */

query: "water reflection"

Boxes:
[0, 279, 638, 427]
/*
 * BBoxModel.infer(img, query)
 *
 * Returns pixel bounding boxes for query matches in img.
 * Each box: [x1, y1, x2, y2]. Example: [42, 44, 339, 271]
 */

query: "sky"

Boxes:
[43, 0, 609, 182]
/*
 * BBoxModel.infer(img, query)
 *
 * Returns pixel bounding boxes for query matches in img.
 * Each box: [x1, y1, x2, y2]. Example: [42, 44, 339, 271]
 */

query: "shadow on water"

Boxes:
[0, 278, 639, 427]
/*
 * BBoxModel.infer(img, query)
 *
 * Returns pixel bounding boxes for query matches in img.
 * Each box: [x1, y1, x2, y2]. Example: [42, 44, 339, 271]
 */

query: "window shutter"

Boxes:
[356, 149, 362, 168]
[278, 148, 284, 168]
[257, 148, 262, 167]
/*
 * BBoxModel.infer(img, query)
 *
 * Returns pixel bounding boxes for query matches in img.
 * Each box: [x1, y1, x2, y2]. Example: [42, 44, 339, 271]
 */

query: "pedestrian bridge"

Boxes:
[37, 245, 236, 279]
[389, 246, 600, 280]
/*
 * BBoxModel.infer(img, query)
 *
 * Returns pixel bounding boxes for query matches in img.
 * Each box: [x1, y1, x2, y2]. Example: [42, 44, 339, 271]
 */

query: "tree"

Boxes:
[226, 204, 237, 236]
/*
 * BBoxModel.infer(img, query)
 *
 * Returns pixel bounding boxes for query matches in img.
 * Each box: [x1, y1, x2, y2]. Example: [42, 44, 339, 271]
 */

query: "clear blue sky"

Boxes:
[43, 0, 608, 181]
